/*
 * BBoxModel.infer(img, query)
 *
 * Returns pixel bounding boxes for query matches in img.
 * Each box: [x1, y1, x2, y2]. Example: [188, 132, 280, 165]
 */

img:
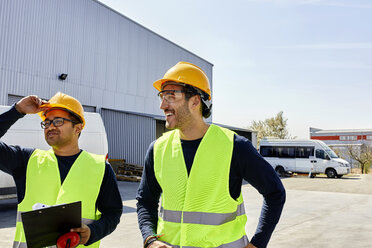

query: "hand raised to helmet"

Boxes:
[15, 95, 49, 114]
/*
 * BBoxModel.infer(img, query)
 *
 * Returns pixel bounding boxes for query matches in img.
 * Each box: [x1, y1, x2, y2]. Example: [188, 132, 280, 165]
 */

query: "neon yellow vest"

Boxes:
[154, 124, 248, 248]
[14, 149, 105, 248]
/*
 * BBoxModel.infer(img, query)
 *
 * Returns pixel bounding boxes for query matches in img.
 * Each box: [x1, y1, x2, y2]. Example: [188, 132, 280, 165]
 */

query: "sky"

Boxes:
[98, 0, 372, 138]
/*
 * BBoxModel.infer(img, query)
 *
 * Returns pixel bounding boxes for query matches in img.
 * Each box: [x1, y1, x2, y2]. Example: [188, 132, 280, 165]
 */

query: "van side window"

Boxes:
[260, 146, 274, 157]
[260, 146, 295, 158]
[316, 149, 326, 159]
[277, 147, 295, 158]
[296, 146, 314, 158]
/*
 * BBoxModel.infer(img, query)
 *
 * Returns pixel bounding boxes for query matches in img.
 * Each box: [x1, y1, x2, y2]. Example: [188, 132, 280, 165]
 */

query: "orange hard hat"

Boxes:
[153, 62, 211, 100]
[38, 92, 85, 128]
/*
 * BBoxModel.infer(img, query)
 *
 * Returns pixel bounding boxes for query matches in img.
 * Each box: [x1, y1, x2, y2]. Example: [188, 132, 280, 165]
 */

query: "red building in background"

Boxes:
[310, 127, 372, 167]
[310, 127, 372, 144]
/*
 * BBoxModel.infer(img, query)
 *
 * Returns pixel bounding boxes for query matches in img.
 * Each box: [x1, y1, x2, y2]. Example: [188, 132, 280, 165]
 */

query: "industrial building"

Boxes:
[310, 127, 372, 146]
[0, 0, 255, 166]
[310, 127, 372, 166]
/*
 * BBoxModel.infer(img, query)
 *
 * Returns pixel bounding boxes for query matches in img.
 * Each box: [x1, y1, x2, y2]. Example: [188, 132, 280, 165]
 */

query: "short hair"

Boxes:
[68, 112, 80, 123]
[68, 112, 82, 138]
[183, 85, 211, 118]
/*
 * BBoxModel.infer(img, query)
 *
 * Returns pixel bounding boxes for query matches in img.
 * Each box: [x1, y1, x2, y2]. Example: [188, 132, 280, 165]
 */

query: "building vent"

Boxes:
[7, 94, 24, 106]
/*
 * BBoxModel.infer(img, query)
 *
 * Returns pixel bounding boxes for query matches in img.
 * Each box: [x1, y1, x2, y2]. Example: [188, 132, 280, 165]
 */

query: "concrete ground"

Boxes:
[1, 174, 372, 247]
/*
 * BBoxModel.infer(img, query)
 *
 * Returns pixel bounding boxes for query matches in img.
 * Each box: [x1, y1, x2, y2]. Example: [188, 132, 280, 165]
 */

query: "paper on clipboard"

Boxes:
[21, 201, 82, 248]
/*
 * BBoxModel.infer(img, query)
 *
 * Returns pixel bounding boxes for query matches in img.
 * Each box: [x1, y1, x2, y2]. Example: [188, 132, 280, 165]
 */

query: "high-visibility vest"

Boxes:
[154, 124, 248, 248]
[13, 149, 105, 248]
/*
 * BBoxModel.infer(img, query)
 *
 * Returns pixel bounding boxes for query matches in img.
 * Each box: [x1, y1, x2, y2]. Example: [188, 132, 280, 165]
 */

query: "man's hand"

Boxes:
[148, 240, 173, 248]
[245, 243, 257, 248]
[15, 95, 49, 115]
[70, 224, 91, 245]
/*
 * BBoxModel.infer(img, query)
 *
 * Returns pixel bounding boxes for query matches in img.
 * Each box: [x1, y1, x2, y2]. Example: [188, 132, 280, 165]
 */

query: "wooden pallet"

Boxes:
[109, 159, 143, 182]
[116, 174, 142, 182]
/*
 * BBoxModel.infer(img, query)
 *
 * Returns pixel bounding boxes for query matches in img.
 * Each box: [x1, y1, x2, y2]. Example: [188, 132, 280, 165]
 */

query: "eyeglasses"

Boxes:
[40, 117, 78, 129]
[158, 90, 188, 103]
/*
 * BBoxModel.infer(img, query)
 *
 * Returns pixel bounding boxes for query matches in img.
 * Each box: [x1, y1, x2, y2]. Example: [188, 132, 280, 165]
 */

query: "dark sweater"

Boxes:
[0, 106, 123, 245]
[136, 131, 286, 248]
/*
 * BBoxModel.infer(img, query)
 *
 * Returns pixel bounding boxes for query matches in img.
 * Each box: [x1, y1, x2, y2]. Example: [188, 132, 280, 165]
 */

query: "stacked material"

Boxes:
[109, 159, 143, 182]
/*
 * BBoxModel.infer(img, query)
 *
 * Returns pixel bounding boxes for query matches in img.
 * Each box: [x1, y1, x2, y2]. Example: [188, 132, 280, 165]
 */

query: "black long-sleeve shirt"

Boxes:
[136, 134, 286, 248]
[0, 106, 123, 245]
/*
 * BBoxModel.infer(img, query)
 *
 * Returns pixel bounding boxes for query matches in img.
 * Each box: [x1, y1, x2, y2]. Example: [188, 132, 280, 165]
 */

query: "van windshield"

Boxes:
[325, 149, 338, 158]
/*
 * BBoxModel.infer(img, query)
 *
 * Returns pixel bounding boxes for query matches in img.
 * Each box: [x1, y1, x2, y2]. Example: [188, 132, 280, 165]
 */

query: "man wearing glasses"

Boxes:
[137, 62, 286, 248]
[0, 92, 122, 247]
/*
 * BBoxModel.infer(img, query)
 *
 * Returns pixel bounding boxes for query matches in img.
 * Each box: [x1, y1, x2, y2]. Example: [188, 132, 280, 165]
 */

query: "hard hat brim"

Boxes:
[38, 103, 85, 128]
[153, 78, 184, 92]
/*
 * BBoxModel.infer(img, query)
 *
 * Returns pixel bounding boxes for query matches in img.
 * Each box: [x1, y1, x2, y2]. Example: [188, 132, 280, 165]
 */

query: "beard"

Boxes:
[45, 130, 61, 146]
[165, 101, 192, 130]
[45, 129, 73, 148]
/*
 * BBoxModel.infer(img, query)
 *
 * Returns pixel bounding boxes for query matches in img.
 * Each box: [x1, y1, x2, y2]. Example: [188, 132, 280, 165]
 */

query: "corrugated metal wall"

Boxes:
[0, 0, 214, 165]
[101, 108, 156, 166]
[0, 0, 213, 119]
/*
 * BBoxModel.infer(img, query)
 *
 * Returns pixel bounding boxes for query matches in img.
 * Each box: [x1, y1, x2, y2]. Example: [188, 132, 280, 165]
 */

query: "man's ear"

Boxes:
[75, 123, 83, 135]
[189, 95, 201, 109]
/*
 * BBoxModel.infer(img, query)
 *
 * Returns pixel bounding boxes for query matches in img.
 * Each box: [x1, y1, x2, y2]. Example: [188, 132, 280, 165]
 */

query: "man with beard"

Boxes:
[0, 92, 122, 247]
[136, 62, 286, 248]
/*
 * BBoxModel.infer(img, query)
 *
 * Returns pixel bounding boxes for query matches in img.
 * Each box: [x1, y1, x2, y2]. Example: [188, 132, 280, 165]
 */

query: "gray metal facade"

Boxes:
[101, 109, 156, 165]
[0, 0, 214, 165]
[0, 0, 213, 115]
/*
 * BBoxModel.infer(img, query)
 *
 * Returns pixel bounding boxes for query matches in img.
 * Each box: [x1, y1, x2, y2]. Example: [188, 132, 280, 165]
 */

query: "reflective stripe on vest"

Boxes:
[160, 202, 246, 225]
[14, 149, 105, 248]
[13, 241, 27, 248]
[170, 236, 249, 248]
[13, 241, 56, 248]
[154, 124, 248, 247]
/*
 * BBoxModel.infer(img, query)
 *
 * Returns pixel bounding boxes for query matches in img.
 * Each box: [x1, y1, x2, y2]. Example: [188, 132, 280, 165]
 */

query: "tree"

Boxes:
[346, 143, 372, 174]
[249, 111, 295, 147]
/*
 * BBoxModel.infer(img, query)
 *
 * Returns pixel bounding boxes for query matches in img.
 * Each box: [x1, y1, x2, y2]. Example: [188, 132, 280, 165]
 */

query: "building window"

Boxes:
[367, 136, 372, 140]
[339, 136, 357, 141]
[82, 105, 96, 112]
[8, 94, 24, 106]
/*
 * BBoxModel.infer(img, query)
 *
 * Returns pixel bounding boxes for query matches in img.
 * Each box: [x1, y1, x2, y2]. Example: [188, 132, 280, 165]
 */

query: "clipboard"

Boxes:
[21, 201, 82, 248]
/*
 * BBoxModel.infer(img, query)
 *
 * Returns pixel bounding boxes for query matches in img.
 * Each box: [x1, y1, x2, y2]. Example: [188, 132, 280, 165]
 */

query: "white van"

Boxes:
[259, 138, 350, 178]
[0, 106, 108, 199]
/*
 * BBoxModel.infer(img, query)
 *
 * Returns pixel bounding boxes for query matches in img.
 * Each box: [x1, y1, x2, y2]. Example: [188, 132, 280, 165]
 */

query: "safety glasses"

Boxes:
[40, 117, 78, 129]
[157, 90, 188, 103]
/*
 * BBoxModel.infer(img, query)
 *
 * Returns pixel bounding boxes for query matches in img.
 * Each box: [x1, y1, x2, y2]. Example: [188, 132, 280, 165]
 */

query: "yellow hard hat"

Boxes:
[153, 61, 211, 100]
[38, 92, 85, 128]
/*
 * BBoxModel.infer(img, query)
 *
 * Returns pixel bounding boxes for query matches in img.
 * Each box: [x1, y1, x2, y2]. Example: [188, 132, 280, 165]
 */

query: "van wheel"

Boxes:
[275, 166, 285, 177]
[326, 168, 337, 178]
